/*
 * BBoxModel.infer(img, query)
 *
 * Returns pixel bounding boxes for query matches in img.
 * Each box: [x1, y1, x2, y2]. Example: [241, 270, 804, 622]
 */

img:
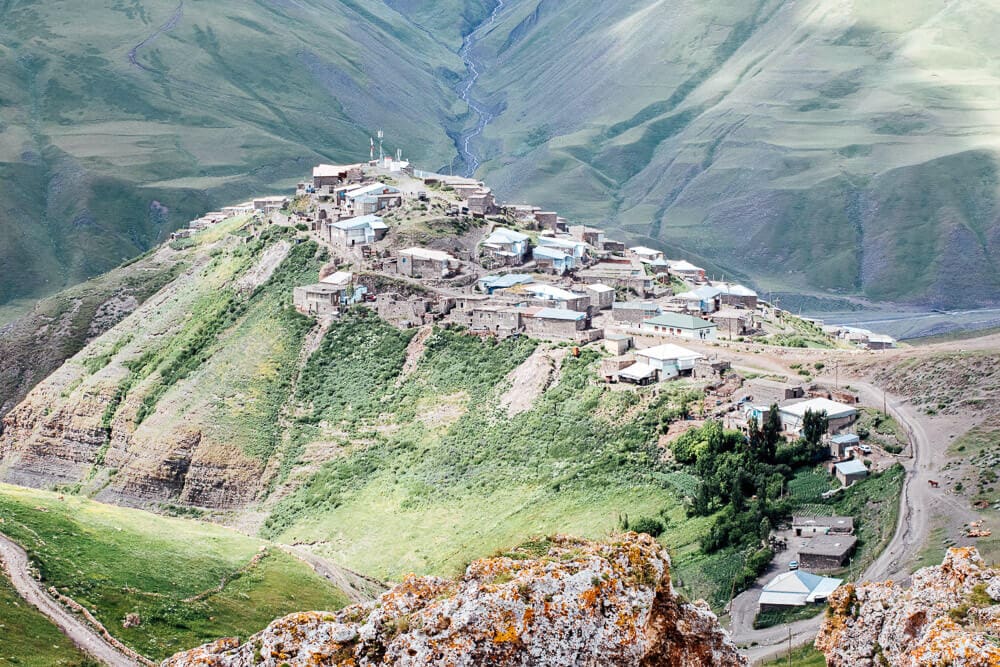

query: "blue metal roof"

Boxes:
[481, 274, 534, 289]
[533, 308, 585, 321]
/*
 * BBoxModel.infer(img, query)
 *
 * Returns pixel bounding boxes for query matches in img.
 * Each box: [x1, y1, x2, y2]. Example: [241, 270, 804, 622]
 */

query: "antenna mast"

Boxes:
[377, 129, 384, 162]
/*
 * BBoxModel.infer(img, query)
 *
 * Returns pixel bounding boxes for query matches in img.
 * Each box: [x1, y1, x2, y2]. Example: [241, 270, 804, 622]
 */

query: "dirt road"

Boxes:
[0, 532, 141, 667]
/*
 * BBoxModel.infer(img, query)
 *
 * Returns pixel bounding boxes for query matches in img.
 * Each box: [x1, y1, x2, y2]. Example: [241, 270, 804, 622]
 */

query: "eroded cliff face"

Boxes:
[817, 547, 1000, 667]
[164, 534, 746, 667]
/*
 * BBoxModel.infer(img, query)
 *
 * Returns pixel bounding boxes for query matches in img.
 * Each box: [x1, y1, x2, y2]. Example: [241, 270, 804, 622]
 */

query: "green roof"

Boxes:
[644, 313, 716, 330]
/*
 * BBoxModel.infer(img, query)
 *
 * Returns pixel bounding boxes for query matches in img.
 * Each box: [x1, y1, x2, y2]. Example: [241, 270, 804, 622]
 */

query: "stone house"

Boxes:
[745, 378, 805, 405]
[798, 535, 857, 570]
[583, 284, 615, 310]
[611, 301, 662, 325]
[398, 247, 460, 279]
[520, 307, 589, 339]
[710, 308, 755, 338]
[715, 283, 759, 309]
[293, 283, 349, 317]
[633, 344, 703, 380]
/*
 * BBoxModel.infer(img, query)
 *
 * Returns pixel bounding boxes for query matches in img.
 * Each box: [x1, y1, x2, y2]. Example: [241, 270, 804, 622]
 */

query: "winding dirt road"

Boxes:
[0, 532, 140, 667]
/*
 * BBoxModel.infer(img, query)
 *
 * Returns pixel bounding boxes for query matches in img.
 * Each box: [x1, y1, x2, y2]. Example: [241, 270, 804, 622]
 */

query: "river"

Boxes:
[457, 0, 505, 177]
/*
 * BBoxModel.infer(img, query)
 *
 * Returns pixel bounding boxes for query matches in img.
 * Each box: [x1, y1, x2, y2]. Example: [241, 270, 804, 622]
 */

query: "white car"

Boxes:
[859, 444, 873, 454]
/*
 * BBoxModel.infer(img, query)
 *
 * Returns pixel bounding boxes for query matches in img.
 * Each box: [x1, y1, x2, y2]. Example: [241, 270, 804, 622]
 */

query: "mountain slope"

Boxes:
[0, 0, 468, 310]
[468, 0, 1000, 307]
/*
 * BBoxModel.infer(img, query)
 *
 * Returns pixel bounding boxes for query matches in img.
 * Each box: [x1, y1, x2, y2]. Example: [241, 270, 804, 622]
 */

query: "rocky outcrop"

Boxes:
[164, 534, 746, 666]
[817, 547, 1000, 667]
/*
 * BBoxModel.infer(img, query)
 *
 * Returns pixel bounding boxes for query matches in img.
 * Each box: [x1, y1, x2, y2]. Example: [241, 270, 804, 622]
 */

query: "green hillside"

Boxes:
[0, 483, 351, 662]
[469, 0, 1000, 307]
[0, 0, 467, 311]
[0, 571, 93, 667]
[2, 0, 998, 310]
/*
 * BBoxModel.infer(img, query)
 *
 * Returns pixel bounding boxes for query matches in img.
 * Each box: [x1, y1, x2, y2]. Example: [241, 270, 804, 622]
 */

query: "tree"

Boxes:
[802, 409, 829, 446]
[762, 404, 782, 462]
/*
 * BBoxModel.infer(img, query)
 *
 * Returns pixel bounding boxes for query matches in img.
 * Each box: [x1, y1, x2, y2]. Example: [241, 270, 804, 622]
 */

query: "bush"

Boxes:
[630, 516, 665, 538]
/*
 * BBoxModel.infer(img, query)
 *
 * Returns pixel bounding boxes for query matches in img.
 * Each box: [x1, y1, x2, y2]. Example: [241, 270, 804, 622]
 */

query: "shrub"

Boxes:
[630, 516, 665, 538]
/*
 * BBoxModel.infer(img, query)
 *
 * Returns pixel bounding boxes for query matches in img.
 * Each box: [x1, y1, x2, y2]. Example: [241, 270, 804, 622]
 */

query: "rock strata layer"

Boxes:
[164, 533, 746, 666]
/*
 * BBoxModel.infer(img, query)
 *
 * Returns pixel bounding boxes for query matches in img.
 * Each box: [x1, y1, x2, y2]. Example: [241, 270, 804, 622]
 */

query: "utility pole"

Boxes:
[787, 627, 792, 667]
[883, 391, 888, 417]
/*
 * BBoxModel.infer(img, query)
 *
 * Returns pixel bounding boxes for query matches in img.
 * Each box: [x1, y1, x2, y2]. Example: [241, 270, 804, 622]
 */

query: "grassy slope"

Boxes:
[0, 484, 349, 662]
[0, 573, 94, 667]
[471, 0, 1000, 307]
[0, 0, 463, 308]
[263, 317, 708, 583]
[0, 248, 186, 416]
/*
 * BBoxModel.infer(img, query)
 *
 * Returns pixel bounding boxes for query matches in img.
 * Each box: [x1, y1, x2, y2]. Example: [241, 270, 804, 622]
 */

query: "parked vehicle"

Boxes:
[788, 560, 799, 570]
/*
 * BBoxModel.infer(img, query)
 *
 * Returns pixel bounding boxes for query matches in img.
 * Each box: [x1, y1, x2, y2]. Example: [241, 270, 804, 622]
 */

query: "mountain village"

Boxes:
[167, 157, 922, 627]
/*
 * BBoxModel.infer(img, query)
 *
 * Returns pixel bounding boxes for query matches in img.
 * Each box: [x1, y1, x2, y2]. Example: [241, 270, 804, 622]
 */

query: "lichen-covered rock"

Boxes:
[816, 547, 1000, 667]
[163, 533, 746, 666]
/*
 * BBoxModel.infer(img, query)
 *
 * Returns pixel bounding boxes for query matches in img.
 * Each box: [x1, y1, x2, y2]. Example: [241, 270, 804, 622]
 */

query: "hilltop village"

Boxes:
[181, 159, 896, 356]
[172, 159, 916, 622]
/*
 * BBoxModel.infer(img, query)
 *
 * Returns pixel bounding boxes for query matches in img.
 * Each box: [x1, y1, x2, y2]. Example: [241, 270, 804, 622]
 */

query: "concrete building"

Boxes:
[779, 398, 858, 435]
[398, 247, 459, 279]
[642, 313, 718, 341]
[759, 571, 842, 610]
[798, 535, 857, 570]
[467, 189, 497, 217]
[583, 283, 615, 310]
[604, 333, 633, 356]
[517, 284, 590, 312]
[745, 378, 805, 405]
[611, 301, 662, 325]
[327, 215, 388, 247]
[834, 459, 868, 487]
[634, 344, 704, 380]
[343, 183, 402, 215]
[792, 516, 855, 537]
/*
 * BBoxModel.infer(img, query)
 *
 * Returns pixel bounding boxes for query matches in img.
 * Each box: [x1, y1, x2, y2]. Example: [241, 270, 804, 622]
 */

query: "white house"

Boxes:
[533, 245, 576, 272]
[642, 313, 718, 341]
[629, 246, 664, 263]
[634, 344, 704, 379]
[327, 215, 388, 247]
[538, 236, 588, 259]
[667, 260, 706, 281]
[759, 571, 842, 610]
[482, 228, 530, 263]
[778, 398, 858, 435]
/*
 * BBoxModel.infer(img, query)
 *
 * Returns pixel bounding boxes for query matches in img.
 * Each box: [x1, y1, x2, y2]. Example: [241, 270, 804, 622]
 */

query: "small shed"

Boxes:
[619, 362, 658, 386]
[834, 459, 868, 487]
[829, 433, 860, 459]
[792, 516, 854, 537]
[604, 334, 633, 356]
